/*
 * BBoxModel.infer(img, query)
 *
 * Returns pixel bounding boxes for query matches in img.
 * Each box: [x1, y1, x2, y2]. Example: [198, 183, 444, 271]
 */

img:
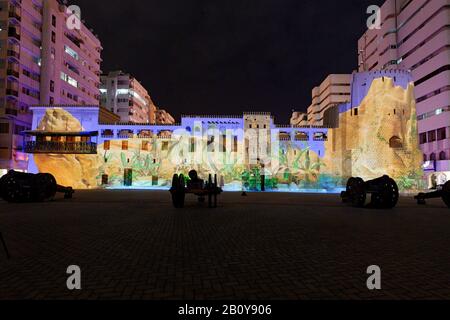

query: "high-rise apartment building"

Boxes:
[358, 0, 450, 183]
[100, 71, 156, 124]
[0, 0, 102, 172]
[155, 109, 175, 125]
[306, 74, 352, 126]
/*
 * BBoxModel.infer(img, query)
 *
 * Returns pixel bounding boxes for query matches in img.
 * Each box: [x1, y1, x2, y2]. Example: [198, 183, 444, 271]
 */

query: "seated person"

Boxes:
[187, 170, 204, 190]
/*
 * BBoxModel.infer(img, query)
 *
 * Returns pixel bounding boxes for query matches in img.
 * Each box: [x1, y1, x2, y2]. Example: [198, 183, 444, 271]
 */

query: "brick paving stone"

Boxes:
[0, 190, 450, 299]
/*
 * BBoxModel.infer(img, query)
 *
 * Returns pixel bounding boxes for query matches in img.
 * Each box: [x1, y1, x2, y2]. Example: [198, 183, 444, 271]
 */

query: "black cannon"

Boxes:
[341, 175, 399, 209]
[0, 170, 74, 203]
[170, 170, 222, 208]
[414, 181, 450, 208]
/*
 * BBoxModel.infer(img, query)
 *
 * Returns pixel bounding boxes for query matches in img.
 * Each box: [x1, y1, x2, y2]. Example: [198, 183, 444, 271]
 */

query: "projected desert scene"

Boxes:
[30, 76, 423, 192]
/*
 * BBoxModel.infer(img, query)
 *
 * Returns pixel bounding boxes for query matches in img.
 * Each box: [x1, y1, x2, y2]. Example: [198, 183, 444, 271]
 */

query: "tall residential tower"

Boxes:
[358, 0, 450, 178]
[0, 0, 102, 173]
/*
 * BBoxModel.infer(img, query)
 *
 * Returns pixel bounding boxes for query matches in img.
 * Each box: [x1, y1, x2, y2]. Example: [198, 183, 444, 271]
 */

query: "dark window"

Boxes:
[430, 153, 437, 161]
[437, 127, 446, 141]
[0, 123, 9, 134]
[419, 133, 427, 144]
[49, 97, 54, 105]
[423, 154, 427, 162]
[142, 141, 149, 151]
[52, 15, 56, 27]
[428, 130, 436, 143]
[354, 108, 358, 116]
[439, 151, 447, 161]
[51, 31, 56, 43]
[50, 80, 55, 92]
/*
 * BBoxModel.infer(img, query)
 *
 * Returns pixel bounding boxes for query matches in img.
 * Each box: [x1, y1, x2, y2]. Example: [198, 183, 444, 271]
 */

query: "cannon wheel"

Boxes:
[33, 173, 57, 202]
[442, 181, 450, 208]
[372, 178, 399, 209]
[347, 177, 366, 207]
[1, 174, 29, 203]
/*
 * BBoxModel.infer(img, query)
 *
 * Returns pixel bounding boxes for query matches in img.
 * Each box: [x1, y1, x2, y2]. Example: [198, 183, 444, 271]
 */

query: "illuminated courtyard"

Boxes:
[0, 191, 449, 300]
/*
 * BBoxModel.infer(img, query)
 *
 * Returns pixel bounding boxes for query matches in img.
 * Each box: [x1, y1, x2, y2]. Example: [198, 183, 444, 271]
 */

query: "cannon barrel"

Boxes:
[414, 181, 450, 208]
[341, 175, 399, 209]
[0, 170, 74, 203]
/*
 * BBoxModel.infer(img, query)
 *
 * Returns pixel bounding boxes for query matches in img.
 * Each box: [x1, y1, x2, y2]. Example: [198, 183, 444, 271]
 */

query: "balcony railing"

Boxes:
[8, 29, 21, 41]
[24, 141, 98, 154]
[7, 69, 20, 78]
[7, 50, 20, 59]
[6, 89, 19, 97]
[9, 10, 21, 21]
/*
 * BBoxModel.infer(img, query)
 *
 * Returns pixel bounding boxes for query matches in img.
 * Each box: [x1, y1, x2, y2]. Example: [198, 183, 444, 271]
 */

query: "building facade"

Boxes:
[156, 109, 175, 125]
[358, 0, 450, 185]
[0, 0, 102, 172]
[306, 74, 352, 126]
[100, 71, 156, 124]
[24, 72, 423, 192]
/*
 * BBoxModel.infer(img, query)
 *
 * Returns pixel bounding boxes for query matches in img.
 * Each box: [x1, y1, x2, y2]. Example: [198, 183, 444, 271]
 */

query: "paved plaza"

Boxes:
[0, 190, 449, 300]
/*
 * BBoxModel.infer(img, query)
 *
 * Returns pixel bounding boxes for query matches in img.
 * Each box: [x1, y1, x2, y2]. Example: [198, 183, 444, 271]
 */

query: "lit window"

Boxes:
[60, 72, 78, 88]
[64, 45, 79, 60]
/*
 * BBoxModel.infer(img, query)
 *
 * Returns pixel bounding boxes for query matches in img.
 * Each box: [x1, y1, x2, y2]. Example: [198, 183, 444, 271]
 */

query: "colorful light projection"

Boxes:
[28, 76, 424, 192]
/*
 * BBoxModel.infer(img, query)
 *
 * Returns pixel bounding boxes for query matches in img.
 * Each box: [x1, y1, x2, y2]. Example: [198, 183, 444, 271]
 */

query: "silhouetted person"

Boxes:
[187, 170, 204, 189]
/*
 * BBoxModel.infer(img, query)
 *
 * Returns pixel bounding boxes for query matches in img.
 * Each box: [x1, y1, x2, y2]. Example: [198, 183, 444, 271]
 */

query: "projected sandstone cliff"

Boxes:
[32, 76, 423, 191]
[323, 77, 423, 189]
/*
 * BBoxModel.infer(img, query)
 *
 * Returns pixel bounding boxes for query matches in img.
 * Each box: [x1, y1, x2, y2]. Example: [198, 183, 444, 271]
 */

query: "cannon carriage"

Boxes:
[414, 181, 450, 208]
[0, 170, 74, 203]
[341, 175, 399, 209]
[170, 170, 222, 208]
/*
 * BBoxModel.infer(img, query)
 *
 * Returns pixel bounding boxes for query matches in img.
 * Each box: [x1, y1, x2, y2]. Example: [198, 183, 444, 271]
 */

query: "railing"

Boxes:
[7, 69, 20, 78]
[9, 10, 21, 21]
[7, 50, 20, 59]
[24, 141, 97, 154]
[8, 29, 21, 41]
[6, 89, 19, 97]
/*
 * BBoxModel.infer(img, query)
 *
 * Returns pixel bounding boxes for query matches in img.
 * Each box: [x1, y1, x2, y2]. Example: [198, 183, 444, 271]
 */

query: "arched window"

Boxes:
[430, 153, 437, 161]
[439, 151, 447, 161]
[389, 136, 403, 149]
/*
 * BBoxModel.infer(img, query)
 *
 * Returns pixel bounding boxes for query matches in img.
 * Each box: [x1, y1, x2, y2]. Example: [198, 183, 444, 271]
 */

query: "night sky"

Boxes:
[71, 0, 385, 123]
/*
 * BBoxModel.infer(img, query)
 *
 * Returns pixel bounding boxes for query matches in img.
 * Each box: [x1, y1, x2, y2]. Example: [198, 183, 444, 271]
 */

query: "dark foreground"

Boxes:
[0, 191, 449, 300]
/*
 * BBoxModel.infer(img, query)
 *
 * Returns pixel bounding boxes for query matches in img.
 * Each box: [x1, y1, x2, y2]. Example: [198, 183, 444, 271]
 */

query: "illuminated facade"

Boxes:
[306, 74, 352, 127]
[358, 0, 450, 187]
[24, 71, 424, 192]
[0, 0, 102, 173]
[100, 71, 156, 124]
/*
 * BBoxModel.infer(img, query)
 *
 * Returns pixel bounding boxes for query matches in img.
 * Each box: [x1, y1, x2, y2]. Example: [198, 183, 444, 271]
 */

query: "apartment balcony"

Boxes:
[8, 28, 21, 41]
[24, 141, 98, 154]
[7, 68, 20, 79]
[7, 49, 20, 60]
[5, 108, 18, 116]
[6, 88, 19, 97]
[8, 9, 22, 22]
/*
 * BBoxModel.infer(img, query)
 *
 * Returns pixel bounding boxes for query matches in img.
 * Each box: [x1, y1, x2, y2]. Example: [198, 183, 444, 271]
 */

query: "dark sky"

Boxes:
[71, 0, 385, 123]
